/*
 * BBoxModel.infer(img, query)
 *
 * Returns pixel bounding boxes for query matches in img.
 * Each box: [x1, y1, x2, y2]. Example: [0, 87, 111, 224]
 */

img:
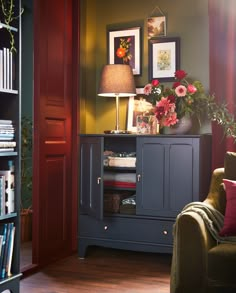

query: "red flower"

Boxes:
[116, 47, 126, 58]
[167, 95, 176, 103]
[175, 70, 187, 80]
[154, 106, 165, 121]
[172, 81, 181, 89]
[187, 84, 197, 94]
[152, 79, 160, 87]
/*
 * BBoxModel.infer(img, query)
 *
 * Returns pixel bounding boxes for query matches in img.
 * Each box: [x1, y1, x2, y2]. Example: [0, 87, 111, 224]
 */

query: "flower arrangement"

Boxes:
[116, 37, 132, 64]
[143, 70, 207, 128]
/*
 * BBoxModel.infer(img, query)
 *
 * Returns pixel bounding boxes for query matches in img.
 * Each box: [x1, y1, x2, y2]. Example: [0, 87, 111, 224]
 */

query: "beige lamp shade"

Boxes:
[98, 64, 136, 97]
[98, 64, 136, 133]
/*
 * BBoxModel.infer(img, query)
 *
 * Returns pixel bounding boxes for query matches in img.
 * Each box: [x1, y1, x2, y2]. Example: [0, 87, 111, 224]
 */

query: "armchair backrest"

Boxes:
[204, 151, 236, 215]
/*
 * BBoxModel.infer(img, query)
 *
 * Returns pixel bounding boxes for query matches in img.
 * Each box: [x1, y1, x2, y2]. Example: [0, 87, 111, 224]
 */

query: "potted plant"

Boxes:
[20, 115, 33, 242]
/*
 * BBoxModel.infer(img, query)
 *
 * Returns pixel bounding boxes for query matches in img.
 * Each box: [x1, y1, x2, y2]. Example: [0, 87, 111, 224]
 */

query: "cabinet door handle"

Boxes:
[137, 174, 141, 182]
[97, 177, 101, 184]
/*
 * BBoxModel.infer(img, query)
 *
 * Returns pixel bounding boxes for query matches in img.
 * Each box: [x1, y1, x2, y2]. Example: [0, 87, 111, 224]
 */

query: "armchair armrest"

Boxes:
[204, 168, 226, 214]
[171, 211, 216, 293]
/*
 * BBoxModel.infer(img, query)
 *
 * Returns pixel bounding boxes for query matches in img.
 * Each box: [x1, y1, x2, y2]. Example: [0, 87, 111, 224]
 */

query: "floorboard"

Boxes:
[20, 247, 172, 293]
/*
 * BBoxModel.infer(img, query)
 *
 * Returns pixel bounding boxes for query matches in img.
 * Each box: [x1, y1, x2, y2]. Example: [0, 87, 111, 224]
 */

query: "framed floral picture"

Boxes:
[108, 26, 141, 75]
[148, 37, 180, 82]
[127, 87, 153, 133]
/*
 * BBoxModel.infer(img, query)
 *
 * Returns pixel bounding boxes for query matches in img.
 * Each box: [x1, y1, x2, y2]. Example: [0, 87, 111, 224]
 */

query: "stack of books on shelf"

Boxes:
[0, 222, 15, 279]
[0, 160, 15, 216]
[0, 120, 16, 153]
[0, 47, 15, 91]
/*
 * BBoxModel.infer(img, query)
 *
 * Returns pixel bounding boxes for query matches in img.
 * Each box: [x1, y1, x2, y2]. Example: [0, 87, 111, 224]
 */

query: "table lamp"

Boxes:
[98, 64, 136, 134]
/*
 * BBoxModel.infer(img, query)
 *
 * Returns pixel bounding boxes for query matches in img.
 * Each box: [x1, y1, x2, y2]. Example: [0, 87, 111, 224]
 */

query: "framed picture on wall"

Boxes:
[127, 87, 153, 133]
[148, 37, 180, 82]
[147, 16, 167, 39]
[108, 26, 141, 75]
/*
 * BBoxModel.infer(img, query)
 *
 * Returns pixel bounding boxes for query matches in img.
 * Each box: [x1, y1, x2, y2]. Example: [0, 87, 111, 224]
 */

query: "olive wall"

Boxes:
[80, 0, 209, 134]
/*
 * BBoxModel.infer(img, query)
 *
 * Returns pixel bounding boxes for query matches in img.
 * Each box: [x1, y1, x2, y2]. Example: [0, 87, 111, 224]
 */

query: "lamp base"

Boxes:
[104, 130, 132, 134]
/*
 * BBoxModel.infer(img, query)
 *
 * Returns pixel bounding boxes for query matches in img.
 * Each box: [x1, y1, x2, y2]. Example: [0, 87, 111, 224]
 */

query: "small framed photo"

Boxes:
[147, 16, 166, 39]
[148, 37, 180, 82]
[108, 26, 141, 75]
[127, 88, 153, 133]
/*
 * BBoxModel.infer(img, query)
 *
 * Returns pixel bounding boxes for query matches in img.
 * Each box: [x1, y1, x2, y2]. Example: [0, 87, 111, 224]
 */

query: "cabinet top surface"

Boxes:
[79, 133, 212, 138]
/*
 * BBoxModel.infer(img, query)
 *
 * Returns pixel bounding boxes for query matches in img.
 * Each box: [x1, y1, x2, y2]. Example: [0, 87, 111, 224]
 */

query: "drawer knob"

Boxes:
[163, 230, 168, 235]
[104, 225, 108, 230]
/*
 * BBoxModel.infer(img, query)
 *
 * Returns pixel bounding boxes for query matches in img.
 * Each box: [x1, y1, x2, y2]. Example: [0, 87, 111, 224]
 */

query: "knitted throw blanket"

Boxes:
[175, 201, 236, 244]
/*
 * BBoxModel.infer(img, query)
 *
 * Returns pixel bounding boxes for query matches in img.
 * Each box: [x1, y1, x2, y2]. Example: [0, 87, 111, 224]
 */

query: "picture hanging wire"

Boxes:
[149, 5, 165, 17]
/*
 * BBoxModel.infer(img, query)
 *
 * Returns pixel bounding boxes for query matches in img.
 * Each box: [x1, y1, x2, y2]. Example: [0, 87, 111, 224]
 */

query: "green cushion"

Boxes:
[224, 152, 236, 180]
[208, 243, 236, 286]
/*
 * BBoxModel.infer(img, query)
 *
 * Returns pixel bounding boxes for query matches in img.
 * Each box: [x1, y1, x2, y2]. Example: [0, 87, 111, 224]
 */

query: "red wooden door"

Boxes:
[33, 0, 79, 265]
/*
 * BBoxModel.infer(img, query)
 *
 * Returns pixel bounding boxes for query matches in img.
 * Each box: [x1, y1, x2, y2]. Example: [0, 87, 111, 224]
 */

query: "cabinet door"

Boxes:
[169, 142, 195, 212]
[136, 137, 166, 216]
[79, 136, 103, 219]
[136, 137, 197, 217]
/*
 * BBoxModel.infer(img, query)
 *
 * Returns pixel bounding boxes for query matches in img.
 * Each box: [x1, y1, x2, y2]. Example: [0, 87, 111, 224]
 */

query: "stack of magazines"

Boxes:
[0, 120, 15, 152]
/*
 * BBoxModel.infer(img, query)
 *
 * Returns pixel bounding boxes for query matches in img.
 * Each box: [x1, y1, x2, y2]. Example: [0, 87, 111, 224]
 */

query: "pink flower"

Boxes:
[187, 84, 197, 94]
[163, 112, 178, 127]
[175, 85, 187, 97]
[156, 97, 173, 115]
[152, 79, 160, 87]
[175, 70, 187, 80]
[144, 83, 152, 95]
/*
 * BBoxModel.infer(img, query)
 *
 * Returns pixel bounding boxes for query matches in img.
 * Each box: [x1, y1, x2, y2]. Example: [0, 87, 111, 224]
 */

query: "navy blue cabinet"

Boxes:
[78, 134, 212, 257]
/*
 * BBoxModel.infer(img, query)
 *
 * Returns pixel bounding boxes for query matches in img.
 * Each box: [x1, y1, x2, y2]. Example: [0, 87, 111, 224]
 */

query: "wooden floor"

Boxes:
[20, 246, 172, 293]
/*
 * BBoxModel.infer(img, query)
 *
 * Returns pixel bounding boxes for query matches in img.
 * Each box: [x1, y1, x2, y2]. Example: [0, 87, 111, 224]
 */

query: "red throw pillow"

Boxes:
[219, 179, 236, 237]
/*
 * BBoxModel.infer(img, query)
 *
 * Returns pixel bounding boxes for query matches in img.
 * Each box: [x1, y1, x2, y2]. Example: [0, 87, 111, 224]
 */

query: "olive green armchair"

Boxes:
[170, 151, 236, 293]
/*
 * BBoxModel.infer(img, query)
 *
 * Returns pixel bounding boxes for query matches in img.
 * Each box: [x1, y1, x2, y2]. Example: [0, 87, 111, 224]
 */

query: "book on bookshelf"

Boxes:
[6, 225, 15, 277]
[0, 120, 13, 125]
[0, 160, 15, 214]
[1, 222, 14, 279]
[3, 48, 6, 90]
[0, 49, 15, 91]
[0, 175, 6, 216]
[0, 142, 16, 148]
[0, 148, 14, 152]
[0, 50, 2, 89]
[0, 223, 14, 279]
[0, 223, 8, 277]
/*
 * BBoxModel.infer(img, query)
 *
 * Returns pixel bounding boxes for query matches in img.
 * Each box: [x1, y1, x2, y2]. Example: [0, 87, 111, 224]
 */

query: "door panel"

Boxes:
[33, 0, 78, 265]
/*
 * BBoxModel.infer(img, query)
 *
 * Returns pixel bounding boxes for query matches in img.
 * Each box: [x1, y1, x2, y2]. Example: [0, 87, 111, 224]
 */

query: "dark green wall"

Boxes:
[80, 0, 210, 134]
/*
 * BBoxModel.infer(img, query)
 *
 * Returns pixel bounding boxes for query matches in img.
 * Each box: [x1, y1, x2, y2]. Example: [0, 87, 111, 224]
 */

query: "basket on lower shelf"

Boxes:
[104, 191, 133, 213]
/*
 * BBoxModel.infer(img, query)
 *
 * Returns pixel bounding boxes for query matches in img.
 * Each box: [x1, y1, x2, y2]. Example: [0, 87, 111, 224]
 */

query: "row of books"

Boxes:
[0, 222, 15, 279]
[0, 47, 15, 91]
[0, 160, 14, 216]
[0, 120, 15, 152]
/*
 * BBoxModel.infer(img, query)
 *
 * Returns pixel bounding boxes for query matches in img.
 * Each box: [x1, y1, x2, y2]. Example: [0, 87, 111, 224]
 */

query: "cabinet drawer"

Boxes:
[79, 215, 174, 246]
